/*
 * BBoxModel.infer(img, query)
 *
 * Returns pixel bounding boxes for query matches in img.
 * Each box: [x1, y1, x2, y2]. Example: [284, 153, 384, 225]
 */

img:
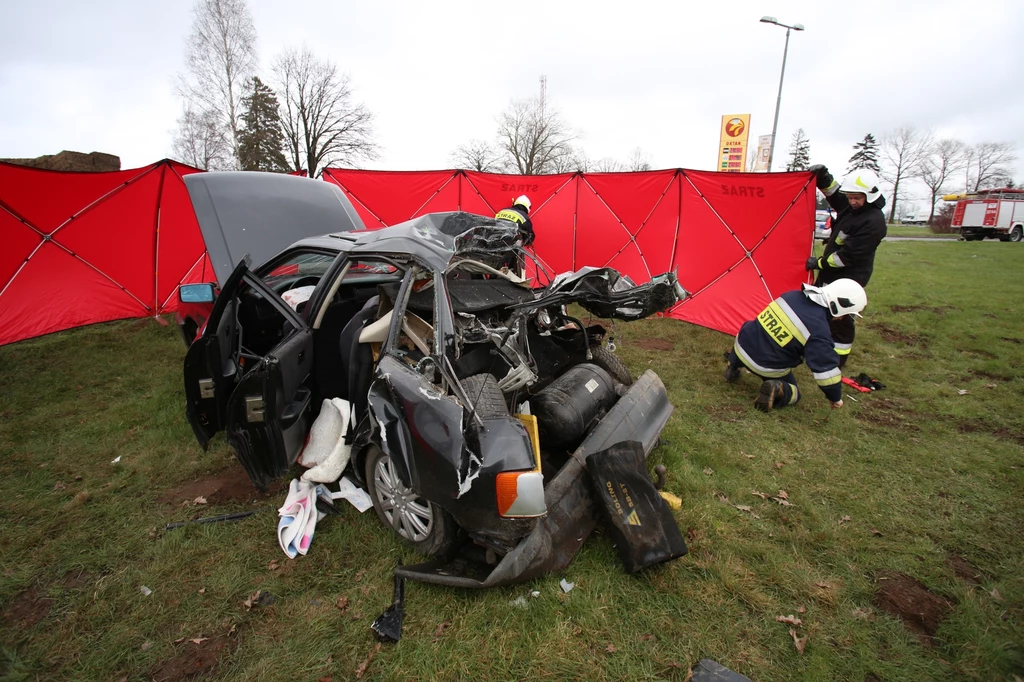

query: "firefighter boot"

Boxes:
[723, 354, 742, 383]
[754, 380, 787, 412]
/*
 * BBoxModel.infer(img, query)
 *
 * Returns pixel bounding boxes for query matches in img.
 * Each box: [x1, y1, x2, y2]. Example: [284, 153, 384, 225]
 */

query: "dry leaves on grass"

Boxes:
[839, 515, 852, 525]
[851, 607, 874, 620]
[604, 643, 617, 653]
[267, 560, 279, 571]
[774, 461, 785, 469]
[751, 491, 768, 500]
[192, 496, 207, 505]
[432, 622, 450, 641]
[871, 529, 883, 536]
[815, 582, 834, 590]
[172, 636, 209, 645]
[797, 605, 806, 614]
[734, 504, 760, 519]
[789, 628, 807, 655]
[354, 643, 381, 679]
[991, 588, 1004, 602]
[702, 467, 714, 476]
[335, 596, 350, 613]
[776, 614, 803, 626]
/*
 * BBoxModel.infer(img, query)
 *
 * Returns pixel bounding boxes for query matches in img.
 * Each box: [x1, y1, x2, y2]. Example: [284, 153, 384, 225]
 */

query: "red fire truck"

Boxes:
[948, 188, 1024, 242]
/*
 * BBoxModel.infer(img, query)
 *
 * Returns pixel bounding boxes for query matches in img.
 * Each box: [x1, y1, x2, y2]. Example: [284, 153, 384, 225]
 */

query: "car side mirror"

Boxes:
[179, 283, 216, 303]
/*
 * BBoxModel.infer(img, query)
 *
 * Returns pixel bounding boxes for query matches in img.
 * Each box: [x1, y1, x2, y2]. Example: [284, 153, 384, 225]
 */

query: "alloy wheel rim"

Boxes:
[373, 455, 434, 542]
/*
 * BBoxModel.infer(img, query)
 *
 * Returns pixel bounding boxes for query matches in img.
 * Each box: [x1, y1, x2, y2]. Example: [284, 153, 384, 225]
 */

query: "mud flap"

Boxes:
[395, 370, 673, 588]
[587, 440, 687, 573]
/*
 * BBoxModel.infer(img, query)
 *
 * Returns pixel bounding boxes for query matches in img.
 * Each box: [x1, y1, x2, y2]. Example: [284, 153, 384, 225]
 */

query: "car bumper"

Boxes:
[394, 369, 674, 588]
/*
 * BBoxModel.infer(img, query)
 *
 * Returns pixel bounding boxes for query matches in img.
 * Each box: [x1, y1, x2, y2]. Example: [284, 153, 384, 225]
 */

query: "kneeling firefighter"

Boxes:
[724, 279, 867, 412]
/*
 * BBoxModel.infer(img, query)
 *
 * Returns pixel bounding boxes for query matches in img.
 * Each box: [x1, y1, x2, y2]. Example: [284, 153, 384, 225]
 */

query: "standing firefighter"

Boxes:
[495, 195, 535, 246]
[805, 166, 887, 368]
[724, 279, 867, 412]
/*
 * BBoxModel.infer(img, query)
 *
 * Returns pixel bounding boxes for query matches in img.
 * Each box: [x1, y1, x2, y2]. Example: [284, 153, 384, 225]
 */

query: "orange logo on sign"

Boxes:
[725, 118, 745, 137]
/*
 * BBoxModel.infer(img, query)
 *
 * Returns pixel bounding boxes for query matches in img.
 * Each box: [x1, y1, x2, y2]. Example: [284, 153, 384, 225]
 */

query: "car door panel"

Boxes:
[184, 261, 249, 448]
[225, 326, 314, 490]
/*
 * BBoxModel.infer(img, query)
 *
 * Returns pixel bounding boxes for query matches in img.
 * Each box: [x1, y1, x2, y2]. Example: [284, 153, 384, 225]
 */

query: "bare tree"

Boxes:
[917, 139, 966, 223]
[273, 47, 378, 178]
[627, 148, 652, 172]
[172, 106, 232, 170]
[449, 140, 503, 172]
[971, 141, 1017, 191]
[177, 0, 258, 167]
[880, 125, 933, 223]
[496, 97, 575, 175]
[961, 145, 976, 193]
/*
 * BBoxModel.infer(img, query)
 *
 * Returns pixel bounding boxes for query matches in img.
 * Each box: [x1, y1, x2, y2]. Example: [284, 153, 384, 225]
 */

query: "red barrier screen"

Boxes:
[0, 160, 209, 345]
[323, 168, 816, 335]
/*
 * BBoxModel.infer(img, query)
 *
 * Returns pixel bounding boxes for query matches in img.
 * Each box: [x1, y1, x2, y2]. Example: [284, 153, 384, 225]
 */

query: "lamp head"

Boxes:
[760, 16, 777, 24]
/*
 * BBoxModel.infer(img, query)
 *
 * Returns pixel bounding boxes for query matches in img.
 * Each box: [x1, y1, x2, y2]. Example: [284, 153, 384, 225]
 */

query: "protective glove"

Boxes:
[807, 164, 834, 190]
[805, 256, 821, 271]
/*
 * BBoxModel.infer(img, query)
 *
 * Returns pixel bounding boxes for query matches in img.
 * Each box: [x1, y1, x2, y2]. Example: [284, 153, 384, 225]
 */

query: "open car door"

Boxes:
[184, 258, 315, 489]
[183, 259, 249, 448]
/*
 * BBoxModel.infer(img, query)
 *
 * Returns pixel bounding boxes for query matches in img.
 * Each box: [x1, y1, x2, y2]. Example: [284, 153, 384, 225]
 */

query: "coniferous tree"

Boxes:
[847, 133, 881, 174]
[786, 129, 811, 171]
[237, 76, 289, 172]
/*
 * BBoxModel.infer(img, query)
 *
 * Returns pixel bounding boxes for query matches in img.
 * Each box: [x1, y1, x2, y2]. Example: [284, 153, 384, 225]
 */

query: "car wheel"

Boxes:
[364, 446, 457, 557]
[1010, 226, 1023, 243]
[589, 346, 633, 386]
[460, 373, 509, 418]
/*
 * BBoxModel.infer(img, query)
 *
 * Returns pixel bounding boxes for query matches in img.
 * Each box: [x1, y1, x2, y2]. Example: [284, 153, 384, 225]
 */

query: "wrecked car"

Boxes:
[181, 174, 686, 587]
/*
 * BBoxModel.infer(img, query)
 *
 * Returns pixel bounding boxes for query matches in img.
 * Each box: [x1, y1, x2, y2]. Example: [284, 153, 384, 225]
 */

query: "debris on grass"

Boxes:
[702, 467, 714, 476]
[111, 455, 121, 464]
[560, 579, 575, 593]
[851, 607, 873, 620]
[774, 462, 784, 469]
[957, 389, 969, 395]
[432, 621, 450, 641]
[797, 605, 806, 614]
[140, 586, 152, 597]
[267, 559, 279, 571]
[776, 614, 803, 626]
[140, 641, 153, 651]
[734, 504, 760, 519]
[510, 595, 529, 609]
[789, 627, 807, 655]
[530, 590, 540, 598]
[839, 515, 852, 525]
[335, 596, 349, 613]
[604, 643, 617, 653]
[870, 529, 883, 536]
[991, 587, 1003, 602]
[242, 590, 275, 611]
[151, 634, 236, 681]
[751, 491, 767, 499]
[354, 643, 381, 680]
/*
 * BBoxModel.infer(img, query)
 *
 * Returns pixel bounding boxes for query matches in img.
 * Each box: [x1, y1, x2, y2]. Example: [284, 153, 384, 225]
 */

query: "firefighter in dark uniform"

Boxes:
[495, 195, 534, 246]
[724, 278, 867, 411]
[805, 166, 887, 368]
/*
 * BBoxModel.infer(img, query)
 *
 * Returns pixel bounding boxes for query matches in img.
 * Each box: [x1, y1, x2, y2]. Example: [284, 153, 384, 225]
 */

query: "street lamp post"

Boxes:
[760, 16, 804, 172]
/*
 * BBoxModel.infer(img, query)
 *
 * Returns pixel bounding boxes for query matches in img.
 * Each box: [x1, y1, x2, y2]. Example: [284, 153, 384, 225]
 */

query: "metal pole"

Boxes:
[766, 27, 791, 172]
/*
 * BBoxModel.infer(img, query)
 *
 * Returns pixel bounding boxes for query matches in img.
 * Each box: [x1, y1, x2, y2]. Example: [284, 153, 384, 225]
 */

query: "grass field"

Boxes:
[885, 225, 957, 238]
[1, 240, 1022, 681]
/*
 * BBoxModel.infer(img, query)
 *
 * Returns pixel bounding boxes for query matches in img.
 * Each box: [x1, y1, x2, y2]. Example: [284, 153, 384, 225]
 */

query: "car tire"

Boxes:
[589, 346, 633, 387]
[460, 373, 509, 418]
[1010, 226, 1023, 243]
[364, 445, 458, 557]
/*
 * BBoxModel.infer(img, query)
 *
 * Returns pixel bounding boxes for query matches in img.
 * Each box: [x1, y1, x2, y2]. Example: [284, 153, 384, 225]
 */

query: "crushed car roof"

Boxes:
[293, 212, 503, 271]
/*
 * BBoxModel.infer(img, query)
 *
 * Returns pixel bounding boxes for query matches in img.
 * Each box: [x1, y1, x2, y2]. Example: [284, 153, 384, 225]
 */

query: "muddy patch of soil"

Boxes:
[150, 635, 237, 682]
[703, 404, 746, 421]
[1000, 337, 1022, 345]
[635, 338, 675, 352]
[946, 555, 984, 585]
[854, 397, 920, 432]
[1, 587, 53, 629]
[890, 305, 957, 315]
[956, 420, 1024, 446]
[872, 323, 926, 346]
[157, 469, 285, 507]
[59, 569, 94, 590]
[873, 570, 954, 642]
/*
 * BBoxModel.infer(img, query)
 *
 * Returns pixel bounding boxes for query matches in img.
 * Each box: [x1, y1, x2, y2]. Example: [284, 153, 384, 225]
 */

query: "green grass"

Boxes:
[1, 241, 1022, 681]
[885, 225, 957, 238]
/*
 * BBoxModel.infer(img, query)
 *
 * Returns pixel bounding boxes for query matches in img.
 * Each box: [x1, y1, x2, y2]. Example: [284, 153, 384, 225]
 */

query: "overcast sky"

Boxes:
[2, 0, 1022, 208]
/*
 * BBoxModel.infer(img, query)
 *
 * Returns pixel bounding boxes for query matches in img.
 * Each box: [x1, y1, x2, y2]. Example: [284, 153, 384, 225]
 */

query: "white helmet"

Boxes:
[820, 278, 867, 318]
[839, 169, 882, 203]
[513, 195, 531, 213]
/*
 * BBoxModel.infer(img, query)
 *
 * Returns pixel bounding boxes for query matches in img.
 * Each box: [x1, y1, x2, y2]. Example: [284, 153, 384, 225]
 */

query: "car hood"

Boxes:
[184, 171, 364, 285]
